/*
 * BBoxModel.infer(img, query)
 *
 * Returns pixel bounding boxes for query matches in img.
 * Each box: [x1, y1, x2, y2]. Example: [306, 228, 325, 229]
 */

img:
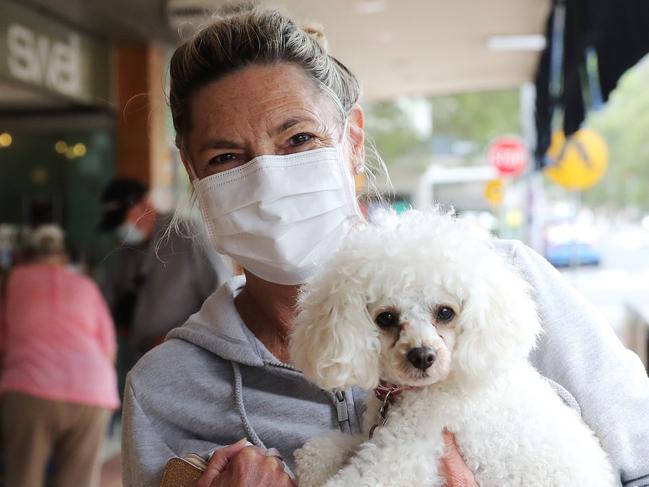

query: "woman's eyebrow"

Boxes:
[271, 115, 319, 136]
[198, 138, 246, 153]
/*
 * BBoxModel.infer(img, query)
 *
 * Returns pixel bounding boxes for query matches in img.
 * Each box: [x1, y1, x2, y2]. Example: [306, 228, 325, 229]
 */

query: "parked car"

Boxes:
[543, 219, 602, 268]
[545, 241, 602, 267]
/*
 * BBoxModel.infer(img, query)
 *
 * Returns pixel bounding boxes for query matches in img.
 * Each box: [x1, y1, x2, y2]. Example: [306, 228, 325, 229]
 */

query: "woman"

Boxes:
[0, 225, 119, 487]
[122, 6, 649, 487]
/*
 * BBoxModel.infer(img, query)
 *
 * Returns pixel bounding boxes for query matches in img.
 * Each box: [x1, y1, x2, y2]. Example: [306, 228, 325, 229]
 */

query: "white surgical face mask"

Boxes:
[194, 145, 361, 285]
[116, 221, 145, 245]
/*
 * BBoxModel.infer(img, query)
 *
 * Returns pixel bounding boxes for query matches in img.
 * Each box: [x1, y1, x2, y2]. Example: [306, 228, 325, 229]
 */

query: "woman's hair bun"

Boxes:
[302, 23, 328, 52]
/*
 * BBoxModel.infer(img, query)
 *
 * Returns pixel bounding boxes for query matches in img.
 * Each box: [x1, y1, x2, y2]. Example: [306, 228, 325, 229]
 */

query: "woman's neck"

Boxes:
[234, 271, 299, 364]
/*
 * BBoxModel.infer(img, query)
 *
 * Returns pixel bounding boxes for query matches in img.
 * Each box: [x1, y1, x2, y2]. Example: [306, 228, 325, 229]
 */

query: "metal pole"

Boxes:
[521, 83, 546, 252]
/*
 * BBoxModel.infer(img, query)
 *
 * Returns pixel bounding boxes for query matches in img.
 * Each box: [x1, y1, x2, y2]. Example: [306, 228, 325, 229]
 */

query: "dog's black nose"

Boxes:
[407, 347, 436, 370]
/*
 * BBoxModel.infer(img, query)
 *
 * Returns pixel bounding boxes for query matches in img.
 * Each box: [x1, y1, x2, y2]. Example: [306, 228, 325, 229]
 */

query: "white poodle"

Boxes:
[290, 209, 615, 487]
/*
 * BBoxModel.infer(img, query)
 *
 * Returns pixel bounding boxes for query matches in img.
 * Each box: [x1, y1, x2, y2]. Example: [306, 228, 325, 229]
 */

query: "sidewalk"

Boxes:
[100, 421, 122, 487]
[101, 453, 122, 487]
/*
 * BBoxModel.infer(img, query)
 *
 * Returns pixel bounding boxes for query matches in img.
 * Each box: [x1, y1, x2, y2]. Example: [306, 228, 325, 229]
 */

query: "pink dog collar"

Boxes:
[374, 382, 418, 404]
[369, 382, 420, 438]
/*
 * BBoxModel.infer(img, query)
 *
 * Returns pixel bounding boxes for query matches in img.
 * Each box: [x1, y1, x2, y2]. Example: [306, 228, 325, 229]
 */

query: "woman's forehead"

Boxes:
[189, 64, 338, 137]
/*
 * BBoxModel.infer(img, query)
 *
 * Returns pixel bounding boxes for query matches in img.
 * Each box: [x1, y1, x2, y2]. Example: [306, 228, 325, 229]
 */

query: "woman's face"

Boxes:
[182, 63, 364, 180]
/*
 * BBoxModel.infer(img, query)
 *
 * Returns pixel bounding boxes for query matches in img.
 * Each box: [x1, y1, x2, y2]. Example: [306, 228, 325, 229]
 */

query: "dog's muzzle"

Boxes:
[407, 347, 436, 370]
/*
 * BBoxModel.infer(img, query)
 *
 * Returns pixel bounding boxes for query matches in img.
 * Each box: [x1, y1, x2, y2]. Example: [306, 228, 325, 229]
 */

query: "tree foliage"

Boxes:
[430, 90, 520, 150]
[363, 89, 521, 166]
[363, 100, 428, 166]
[584, 56, 649, 210]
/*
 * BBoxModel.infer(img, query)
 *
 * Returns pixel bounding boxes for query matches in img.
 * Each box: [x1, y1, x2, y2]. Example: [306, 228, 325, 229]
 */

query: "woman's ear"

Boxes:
[347, 104, 365, 174]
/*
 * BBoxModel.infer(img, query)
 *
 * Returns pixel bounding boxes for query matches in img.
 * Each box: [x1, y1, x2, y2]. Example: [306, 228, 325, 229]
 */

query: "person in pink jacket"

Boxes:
[0, 225, 119, 487]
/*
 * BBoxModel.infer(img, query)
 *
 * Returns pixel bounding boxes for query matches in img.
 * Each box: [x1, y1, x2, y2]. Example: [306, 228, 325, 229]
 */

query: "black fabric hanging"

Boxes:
[534, 0, 649, 169]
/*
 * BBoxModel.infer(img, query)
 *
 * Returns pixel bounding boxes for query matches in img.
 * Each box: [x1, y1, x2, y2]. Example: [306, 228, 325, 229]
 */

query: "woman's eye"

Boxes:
[209, 153, 237, 165]
[289, 133, 313, 147]
[435, 306, 455, 322]
[375, 311, 399, 328]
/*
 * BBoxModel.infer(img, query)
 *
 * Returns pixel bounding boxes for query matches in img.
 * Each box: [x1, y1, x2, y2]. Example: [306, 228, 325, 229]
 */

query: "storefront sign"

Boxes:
[0, 0, 110, 105]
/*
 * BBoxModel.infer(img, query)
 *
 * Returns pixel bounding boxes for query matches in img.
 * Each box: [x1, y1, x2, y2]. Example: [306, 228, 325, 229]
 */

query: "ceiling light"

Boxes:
[487, 35, 546, 52]
[72, 143, 87, 157]
[376, 31, 395, 43]
[354, 0, 386, 15]
[54, 140, 67, 154]
[0, 133, 12, 148]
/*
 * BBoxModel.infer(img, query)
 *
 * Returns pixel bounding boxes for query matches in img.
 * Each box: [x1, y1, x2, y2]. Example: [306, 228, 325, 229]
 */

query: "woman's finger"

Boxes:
[440, 430, 479, 487]
[197, 438, 251, 487]
[210, 446, 295, 487]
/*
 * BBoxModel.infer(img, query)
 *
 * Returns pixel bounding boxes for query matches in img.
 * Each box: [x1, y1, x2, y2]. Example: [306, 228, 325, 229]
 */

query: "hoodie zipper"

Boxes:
[335, 391, 351, 433]
[266, 362, 353, 433]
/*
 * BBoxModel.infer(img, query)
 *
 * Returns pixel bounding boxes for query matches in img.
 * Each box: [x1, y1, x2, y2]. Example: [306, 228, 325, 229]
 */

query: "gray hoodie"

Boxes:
[122, 241, 649, 487]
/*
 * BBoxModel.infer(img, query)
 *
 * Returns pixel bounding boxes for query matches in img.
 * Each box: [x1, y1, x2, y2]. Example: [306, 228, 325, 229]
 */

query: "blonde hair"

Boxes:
[30, 224, 66, 257]
[169, 4, 361, 151]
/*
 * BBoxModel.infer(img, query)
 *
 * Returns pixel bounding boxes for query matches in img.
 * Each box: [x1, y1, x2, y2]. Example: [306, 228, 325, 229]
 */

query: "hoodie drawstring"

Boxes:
[231, 362, 296, 480]
[231, 361, 266, 448]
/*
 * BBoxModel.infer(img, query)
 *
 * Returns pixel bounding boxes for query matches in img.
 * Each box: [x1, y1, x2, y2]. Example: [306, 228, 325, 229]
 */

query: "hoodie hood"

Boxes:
[166, 275, 280, 368]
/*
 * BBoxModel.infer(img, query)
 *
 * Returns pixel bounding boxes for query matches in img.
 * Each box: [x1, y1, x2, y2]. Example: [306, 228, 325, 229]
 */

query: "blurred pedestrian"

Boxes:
[0, 224, 119, 487]
[98, 179, 229, 399]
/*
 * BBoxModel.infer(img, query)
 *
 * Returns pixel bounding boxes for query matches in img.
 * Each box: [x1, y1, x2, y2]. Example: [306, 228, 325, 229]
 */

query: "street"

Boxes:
[559, 223, 649, 335]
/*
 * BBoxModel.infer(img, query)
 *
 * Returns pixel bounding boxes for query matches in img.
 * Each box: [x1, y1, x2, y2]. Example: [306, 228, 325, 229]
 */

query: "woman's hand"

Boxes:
[440, 430, 478, 487]
[197, 439, 295, 487]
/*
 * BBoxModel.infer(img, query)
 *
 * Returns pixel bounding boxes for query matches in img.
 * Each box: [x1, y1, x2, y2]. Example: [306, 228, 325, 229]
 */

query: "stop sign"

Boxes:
[488, 137, 529, 177]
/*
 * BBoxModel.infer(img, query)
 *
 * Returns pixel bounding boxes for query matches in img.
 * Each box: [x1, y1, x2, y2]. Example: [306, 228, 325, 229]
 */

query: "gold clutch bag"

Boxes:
[160, 454, 207, 487]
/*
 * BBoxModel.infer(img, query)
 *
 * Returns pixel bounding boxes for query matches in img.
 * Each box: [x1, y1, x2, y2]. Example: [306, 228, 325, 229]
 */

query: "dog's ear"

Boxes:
[453, 250, 541, 378]
[290, 270, 381, 391]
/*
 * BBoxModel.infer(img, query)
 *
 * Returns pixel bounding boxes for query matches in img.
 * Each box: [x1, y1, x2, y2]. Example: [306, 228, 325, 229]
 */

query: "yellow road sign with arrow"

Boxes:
[544, 128, 609, 191]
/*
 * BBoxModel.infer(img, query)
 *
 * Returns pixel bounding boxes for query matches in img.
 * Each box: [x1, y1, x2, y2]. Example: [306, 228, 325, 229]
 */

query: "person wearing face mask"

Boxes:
[99, 178, 230, 401]
[121, 6, 649, 487]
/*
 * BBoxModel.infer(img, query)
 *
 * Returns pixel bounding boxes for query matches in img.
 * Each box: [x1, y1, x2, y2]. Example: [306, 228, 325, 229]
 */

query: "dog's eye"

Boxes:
[375, 311, 399, 328]
[435, 306, 455, 322]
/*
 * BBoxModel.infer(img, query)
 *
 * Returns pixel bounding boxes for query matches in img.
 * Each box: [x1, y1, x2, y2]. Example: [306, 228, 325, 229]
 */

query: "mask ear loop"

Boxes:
[186, 161, 200, 184]
[335, 118, 364, 220]
[340, 114, 365, 176]
[179, 139, 201, 183]
[338, 117, 362, 175]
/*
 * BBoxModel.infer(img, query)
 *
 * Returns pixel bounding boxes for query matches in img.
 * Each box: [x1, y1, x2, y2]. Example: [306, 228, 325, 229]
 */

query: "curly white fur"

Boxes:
[290, 209, 616, 487]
